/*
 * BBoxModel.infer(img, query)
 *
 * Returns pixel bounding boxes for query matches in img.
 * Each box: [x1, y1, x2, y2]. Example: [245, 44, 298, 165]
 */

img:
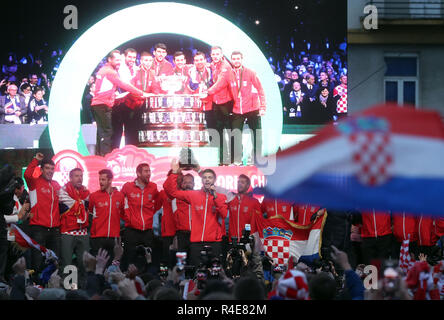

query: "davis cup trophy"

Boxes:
[138, 75, 209, 147]
[178, 147, 199, 170]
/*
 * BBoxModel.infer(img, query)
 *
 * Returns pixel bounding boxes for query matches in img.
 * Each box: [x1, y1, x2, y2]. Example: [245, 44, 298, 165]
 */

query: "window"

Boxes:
[384, 54, 418, 107]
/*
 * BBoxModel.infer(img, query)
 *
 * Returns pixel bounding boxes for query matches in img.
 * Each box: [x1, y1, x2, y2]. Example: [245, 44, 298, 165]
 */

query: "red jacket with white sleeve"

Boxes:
[361, 210, 392, 238]
[24, 158, 61, 228]
[417, 215, 439, 247]
[261, 197, 296, 221]
[173, 197, 193, 232]
[209, 66, 266, 115]
[163, 173, 227, 243]
[392, 212, 418, 242]
[227, 193, 261, 240]
[159, 190, 176, 237]
[209, 59, 233, 105]
[121, 180, 161, 231]
[91, 63, 144, 108]
[88, 188, 125, 238]
[59, 182, 90, 234]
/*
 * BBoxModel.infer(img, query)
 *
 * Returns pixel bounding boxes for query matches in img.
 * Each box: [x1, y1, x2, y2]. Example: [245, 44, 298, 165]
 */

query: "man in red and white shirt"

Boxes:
[227, 174, 261, 241]
[112, 48, 140, 150]
[88, 169, 125, 261]
[173, 173, 195, 255]
[24, 152, 61, 272]
[91, 50, 150, 156]
[150, 43, 174, 77]
[120, 163, 161, 269]
[163, 159, 228, 267]
[59, 168, 90, 277]
[333, 74, 347, 116]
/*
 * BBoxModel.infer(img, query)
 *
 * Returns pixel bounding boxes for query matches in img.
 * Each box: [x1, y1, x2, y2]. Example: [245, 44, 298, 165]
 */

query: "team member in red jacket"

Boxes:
[173, 173, 195, 254]
[24, 152, 61, 272]
[150, 43, 174, 77]
[91, 50, 150, 156]
[417, 214, 440, 258]
[360, 210, 392, 265]
[392, 212, 418, 259]
[58, 168, 90, 276]
[120, 163, 161, 269]
[88, 169, 125, 262]
[261, 197, 296, 221]
[294, 204, 322, 226]
[163, 159, 228, 267]
[209, 51, 266, 165]
[158, 189, 176, 267]
[227, 174, 261, 241]
[207, 46, 234, 165]
[172, 51, 192, 94]
[188, 52, 213, 117]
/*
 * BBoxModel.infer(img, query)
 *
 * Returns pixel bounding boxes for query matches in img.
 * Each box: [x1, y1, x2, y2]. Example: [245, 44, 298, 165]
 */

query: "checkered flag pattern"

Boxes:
[334, 85, 347, 113]
[350, 131, 393, 186]
[264, 238, 290, 266]
[399, 236, 415, 275]
[276, 269, 309, 300]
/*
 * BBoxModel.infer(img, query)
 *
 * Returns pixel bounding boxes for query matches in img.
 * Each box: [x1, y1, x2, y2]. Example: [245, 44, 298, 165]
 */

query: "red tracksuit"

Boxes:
[163, 173, 228, 243]
[91, 63, 144, 108]
[392, 212, 418, 242]
[209, 59, 233, 105]
[361, 210, 392, 238]
[88, 188, 125, 238]
[24, 158, 61, 228]
[174, 197, 193, 232]
[125, 66, 156, 109]
[159, 190, 176, 237]
[294, 204, 321, 226]
[121, 181, 161, 231]
[150, 59, 174, 76]
[227, 194, 261, 240]
[417, 215, 439, 246]
[261, 197, 296, 221]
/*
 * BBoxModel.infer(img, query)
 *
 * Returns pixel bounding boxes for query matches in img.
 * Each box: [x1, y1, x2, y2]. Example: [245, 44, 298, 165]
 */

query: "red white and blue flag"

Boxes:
[252, 212, 326, 266]
[10, 224, 58, 261]
[264, 104, 444, 216]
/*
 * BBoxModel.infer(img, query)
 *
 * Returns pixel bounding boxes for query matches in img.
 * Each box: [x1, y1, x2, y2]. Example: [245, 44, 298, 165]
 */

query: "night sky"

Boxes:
[1, 0, 346, 63]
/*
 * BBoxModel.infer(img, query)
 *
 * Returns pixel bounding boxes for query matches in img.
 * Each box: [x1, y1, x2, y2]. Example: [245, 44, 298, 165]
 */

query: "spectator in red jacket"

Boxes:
[163, 159, 228, 267]
[24, 152, 61, 272]
[120, 163, 161, 270]
[392, 212, 419, 259]
[227, 174, 261, 241]
[360, 210, 392, 265]
[88, 169, 125, 263]
[58, 168, 90, 278]
[91, 50, 150, 156]
[173, 173, 195, 255]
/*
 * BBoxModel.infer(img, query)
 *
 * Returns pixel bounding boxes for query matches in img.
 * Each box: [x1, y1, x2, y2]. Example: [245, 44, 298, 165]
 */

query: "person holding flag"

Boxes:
[261, 196, 297, 221]
[24, 152, 61, 273]
[58, 168, 90, 279]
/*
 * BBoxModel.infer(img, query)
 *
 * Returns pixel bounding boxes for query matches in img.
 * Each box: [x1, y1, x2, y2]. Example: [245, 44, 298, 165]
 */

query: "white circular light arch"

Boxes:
[49, 2, 282, 156]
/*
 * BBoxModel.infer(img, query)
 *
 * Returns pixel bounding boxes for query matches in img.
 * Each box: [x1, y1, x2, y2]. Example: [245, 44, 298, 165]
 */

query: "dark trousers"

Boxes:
[231, 110, 262, 164]
[176, 231, 191, 253]
[91, 104, 112, 156]
[161, 236, 174, 267]
[349, 241, 363, 269]
[361, 234, 392, 266]
[189, 241, 222, 267]
[29, 225, 61, 273]
[60, 234, 90, 278]
[213, 101, 233, 164]
[121, 228, 154, 270]
[90, 237, 116, 261]
[0, 236, 8, 282]
[111, 104, 143, 149]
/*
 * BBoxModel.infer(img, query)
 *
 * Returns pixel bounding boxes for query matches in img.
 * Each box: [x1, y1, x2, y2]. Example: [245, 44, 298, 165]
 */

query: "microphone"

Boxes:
[209, 186, 217, 199]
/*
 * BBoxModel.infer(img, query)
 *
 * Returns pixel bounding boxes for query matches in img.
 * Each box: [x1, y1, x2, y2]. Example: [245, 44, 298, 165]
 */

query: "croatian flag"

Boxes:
[252, 212, 326, 266]
[10, 224, 58, 261]
[265, 104, 444, 216]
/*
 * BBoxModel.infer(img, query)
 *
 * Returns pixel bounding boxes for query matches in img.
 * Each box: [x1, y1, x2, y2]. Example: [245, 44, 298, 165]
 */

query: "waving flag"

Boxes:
[252, 212, 326, 266]
[10, 224, 58, 261]
[399, 235, 415, 275]
[264, 104, 444, 216]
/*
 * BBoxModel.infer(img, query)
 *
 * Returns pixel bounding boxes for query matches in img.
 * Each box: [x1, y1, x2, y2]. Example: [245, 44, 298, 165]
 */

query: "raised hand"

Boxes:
[95, 248, 110, 274]
[35, 152, 44, 162]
